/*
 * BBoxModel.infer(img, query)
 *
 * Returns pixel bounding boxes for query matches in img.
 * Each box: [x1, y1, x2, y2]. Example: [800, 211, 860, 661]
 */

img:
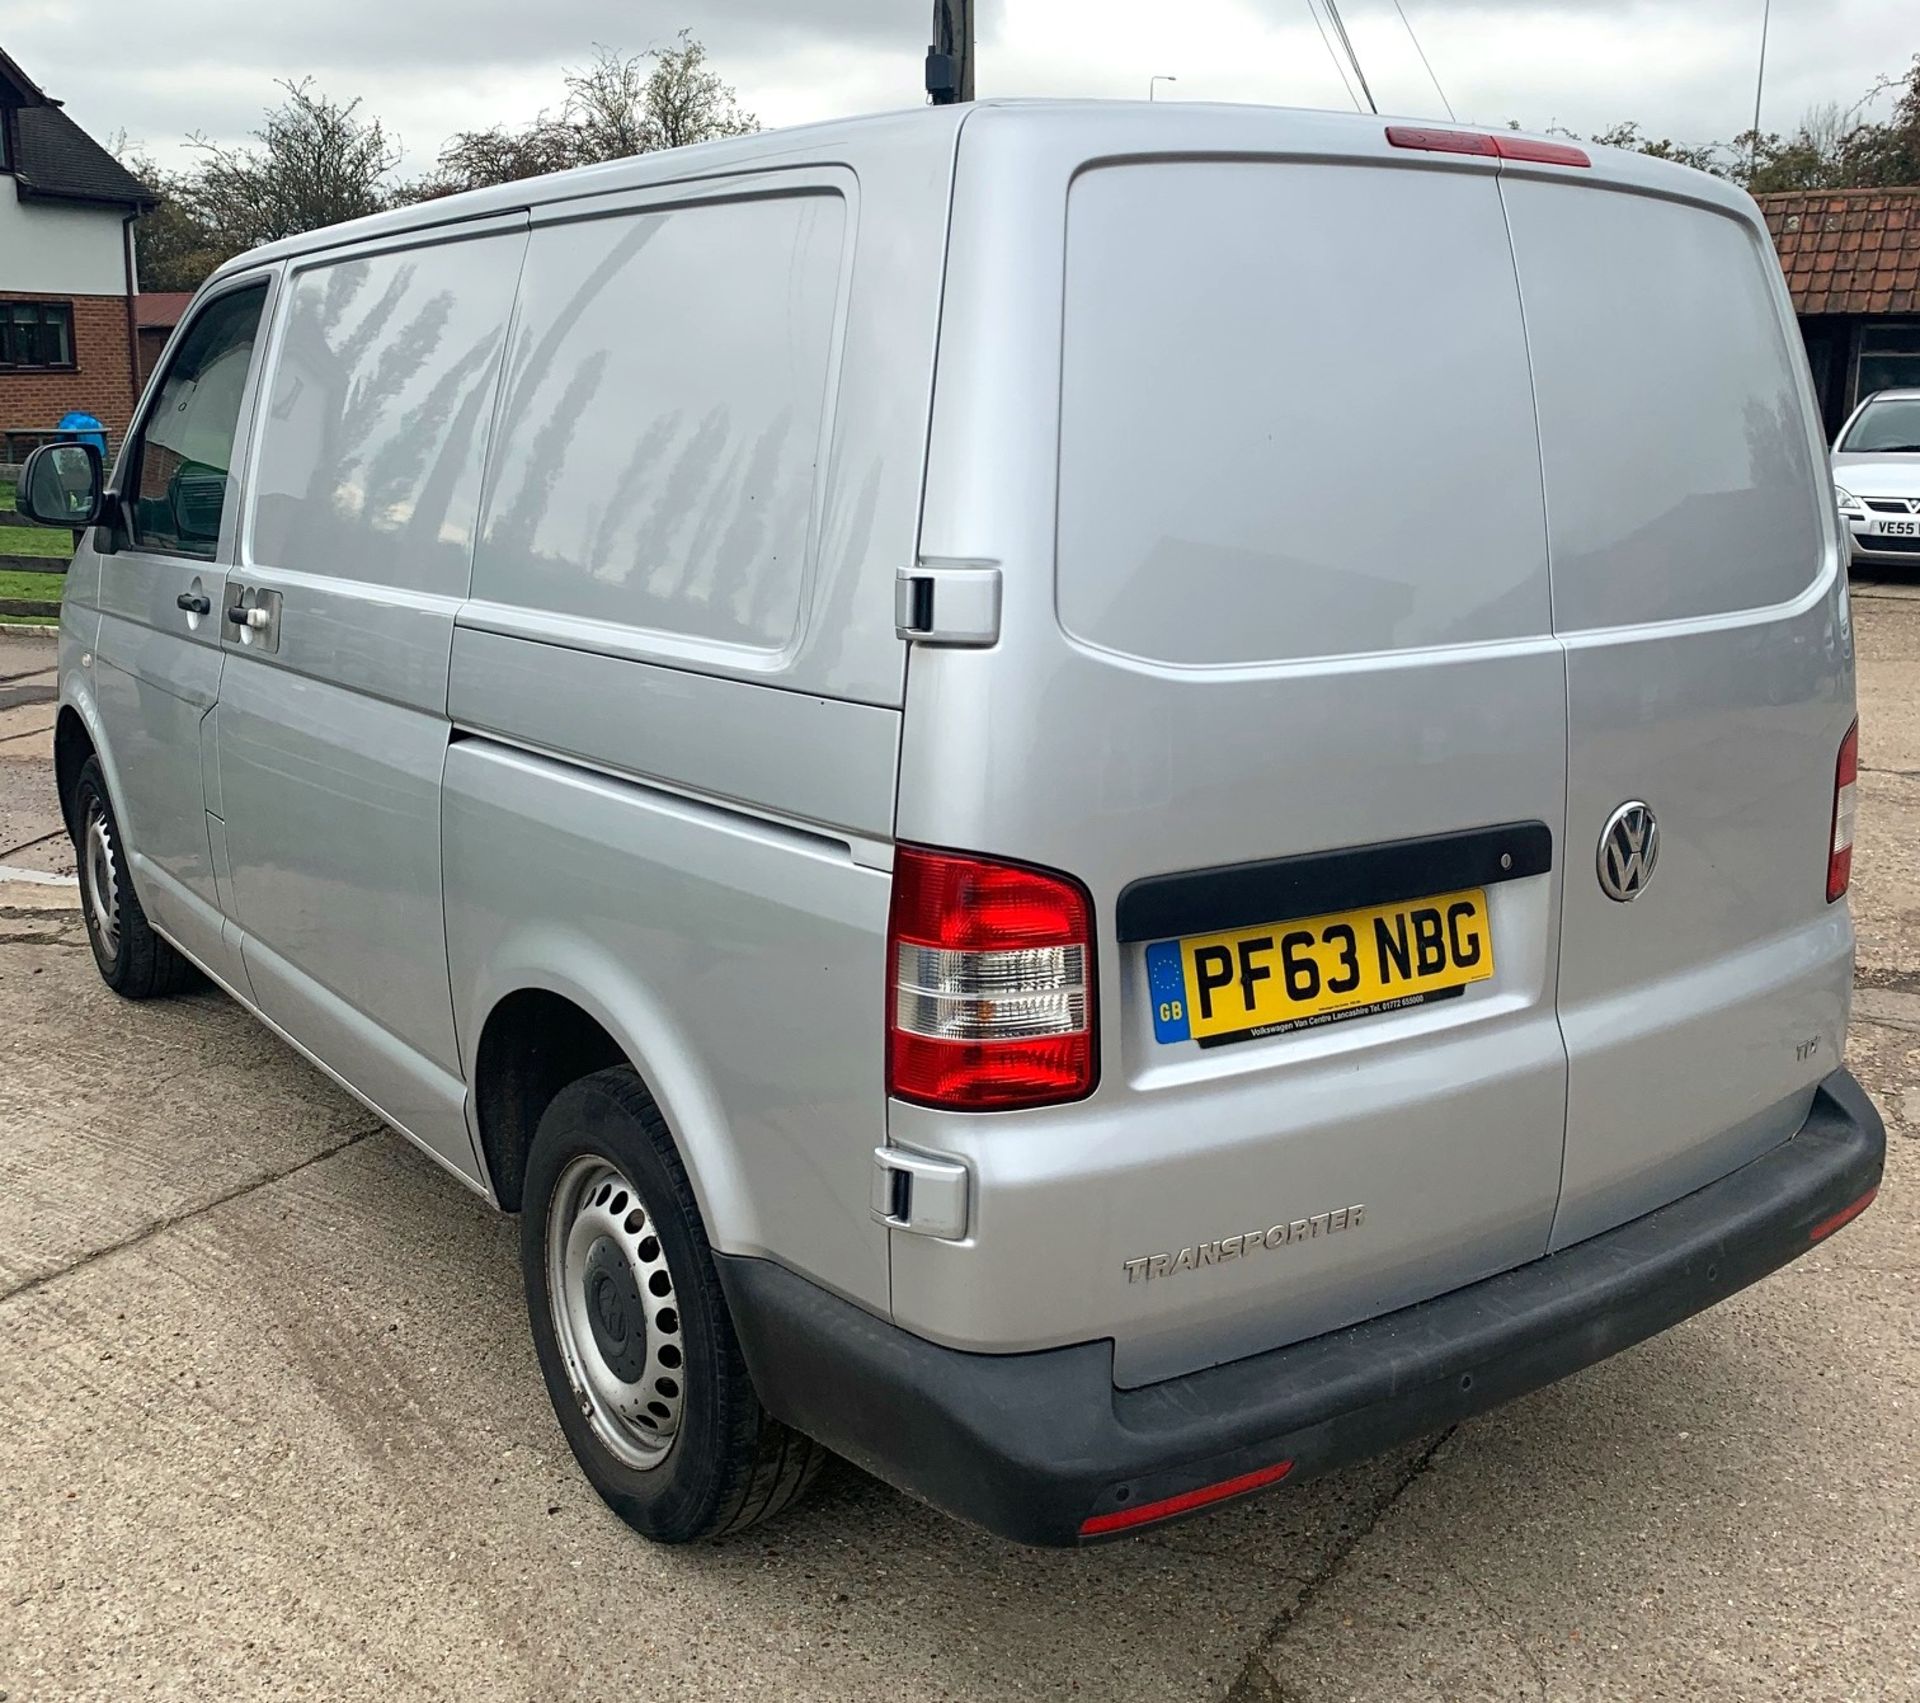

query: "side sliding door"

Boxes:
[215, 216, 528, 1181]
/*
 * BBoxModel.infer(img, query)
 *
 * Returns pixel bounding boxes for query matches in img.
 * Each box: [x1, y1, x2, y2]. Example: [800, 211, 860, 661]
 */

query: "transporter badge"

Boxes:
[1123, 1204, 1367, 1282]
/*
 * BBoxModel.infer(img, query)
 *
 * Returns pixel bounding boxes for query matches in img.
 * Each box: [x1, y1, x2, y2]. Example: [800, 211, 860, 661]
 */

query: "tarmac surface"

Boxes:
[2, 592, 1917, 1701]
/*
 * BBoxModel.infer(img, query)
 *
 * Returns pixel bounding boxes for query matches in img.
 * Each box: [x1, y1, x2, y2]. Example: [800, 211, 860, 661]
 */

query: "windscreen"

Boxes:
[1055, 161, 1549, 667]
[1841, 396, 1920, 454]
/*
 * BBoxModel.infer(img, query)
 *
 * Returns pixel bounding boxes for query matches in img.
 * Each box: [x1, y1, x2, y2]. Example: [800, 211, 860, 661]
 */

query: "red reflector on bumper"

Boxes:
[1079, 1459, 1294, 1538]
[1810, 1185, 1878, 1242]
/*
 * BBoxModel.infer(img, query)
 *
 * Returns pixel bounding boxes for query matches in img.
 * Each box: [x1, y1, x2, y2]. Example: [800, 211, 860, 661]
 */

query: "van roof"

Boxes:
[209, 103, 970, 280]
[208, 98, 1758, 285]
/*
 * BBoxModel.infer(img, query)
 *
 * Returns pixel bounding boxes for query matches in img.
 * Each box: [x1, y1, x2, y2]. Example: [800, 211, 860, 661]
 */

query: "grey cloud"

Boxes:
[15, 0, 937, 162]
[20, 0, 925, 81]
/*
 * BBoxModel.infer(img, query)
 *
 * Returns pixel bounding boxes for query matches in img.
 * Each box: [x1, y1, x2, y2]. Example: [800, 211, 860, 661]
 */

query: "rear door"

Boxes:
[890, 114, 1573, 1387]
[1502, 169, 1855, 1248]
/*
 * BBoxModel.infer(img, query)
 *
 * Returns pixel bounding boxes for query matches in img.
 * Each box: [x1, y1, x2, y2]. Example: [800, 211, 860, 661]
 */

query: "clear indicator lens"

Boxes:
[895, 944, 1088, 1041]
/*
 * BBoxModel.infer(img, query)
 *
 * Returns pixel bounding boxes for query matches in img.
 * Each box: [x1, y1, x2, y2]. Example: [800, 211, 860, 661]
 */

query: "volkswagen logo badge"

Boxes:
[1597, 802, 1659, 902]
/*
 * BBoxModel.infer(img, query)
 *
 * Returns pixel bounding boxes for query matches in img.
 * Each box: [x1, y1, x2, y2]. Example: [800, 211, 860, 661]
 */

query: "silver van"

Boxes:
[21, 102, 1884, 1546]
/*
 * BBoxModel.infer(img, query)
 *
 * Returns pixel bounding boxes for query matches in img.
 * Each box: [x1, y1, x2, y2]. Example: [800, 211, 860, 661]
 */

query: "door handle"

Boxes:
[176, 592, 211, 616]
[226, 603, 269, 630]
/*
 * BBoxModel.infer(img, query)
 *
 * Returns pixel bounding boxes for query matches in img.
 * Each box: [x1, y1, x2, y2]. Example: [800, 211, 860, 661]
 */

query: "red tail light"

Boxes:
[886, 847, 1096, 1111]
[1828, 720, 1859, 903]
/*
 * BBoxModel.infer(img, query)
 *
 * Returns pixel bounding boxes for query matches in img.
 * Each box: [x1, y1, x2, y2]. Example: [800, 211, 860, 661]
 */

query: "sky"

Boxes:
[4, 0, 1914, 179]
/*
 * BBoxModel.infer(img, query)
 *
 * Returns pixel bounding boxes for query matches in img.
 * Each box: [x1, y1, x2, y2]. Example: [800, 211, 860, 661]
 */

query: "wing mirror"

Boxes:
[17, 441, 105, 528]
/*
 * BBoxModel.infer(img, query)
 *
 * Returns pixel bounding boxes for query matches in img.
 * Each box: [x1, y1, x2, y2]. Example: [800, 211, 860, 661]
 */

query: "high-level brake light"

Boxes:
[1385, 125, 1591, 168]
[886, 847, 1097, 1111]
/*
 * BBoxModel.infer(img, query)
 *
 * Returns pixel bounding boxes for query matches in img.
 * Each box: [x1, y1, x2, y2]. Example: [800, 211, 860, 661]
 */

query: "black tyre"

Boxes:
[71, 757, 198, 999]
[521, 1066, 823, 1542]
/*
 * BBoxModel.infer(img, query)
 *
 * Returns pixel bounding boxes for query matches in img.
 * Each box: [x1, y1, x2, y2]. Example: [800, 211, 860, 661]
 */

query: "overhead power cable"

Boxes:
[1392, 0, 1454, 120]
[1303, 0, 1363, 112]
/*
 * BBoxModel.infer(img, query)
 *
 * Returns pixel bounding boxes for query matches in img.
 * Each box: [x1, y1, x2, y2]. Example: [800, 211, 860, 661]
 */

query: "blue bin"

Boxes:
[55, 410, 107, 459]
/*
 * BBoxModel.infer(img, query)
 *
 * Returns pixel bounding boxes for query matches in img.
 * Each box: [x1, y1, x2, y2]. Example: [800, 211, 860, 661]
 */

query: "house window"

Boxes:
[1856, 324, 1920, 403]
[0, 302, 75, 369]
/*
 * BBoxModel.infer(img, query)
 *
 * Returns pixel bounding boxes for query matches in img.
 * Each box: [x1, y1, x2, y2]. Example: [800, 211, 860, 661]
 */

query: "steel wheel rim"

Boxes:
[82, 801, 121, 962]
[546, 1155, 686, 1470]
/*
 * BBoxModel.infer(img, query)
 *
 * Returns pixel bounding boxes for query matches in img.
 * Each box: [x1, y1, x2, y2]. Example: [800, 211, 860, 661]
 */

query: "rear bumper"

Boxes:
[716, 1069, 1883, 1547]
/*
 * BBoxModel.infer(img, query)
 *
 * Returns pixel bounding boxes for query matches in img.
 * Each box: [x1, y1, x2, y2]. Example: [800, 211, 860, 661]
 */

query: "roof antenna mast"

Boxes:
[927, 0, 976, 104]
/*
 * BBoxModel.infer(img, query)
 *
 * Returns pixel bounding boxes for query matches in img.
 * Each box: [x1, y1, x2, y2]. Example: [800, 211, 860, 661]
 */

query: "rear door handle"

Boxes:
[176, 592, 211, 616]
[226, 603, 268, 629]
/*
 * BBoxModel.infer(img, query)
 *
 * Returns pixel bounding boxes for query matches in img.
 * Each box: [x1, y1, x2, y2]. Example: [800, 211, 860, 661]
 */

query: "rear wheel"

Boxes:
[71, 757, 198, 999]
[520, 1066, 823, 1542]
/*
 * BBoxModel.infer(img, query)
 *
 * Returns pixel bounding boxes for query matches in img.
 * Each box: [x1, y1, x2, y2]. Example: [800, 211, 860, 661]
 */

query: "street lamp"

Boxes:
[1149, 75, 1177, 101]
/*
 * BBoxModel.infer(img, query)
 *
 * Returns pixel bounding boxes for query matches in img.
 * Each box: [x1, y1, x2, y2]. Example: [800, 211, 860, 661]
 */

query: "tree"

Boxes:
[1832, 54, 1920, 188]
[1585, 121, 1725, 176]
[430, 34, 757, 195]
[639, 30, 758, 152]
[106, 138, 222, 292]
[1574, 53, 1920, 192]
[183, 79, 400, 253]
[114, 31, 759, 287]
[431, 121, 575, 198]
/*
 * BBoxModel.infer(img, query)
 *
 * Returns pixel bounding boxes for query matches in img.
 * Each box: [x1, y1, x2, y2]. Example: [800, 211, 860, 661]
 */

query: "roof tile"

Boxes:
[1755, 188, 1920, 317]
[13, 103, 152, 207]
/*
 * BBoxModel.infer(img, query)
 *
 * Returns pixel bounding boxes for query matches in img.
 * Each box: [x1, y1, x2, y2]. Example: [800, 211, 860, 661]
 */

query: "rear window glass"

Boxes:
[1502, 182, 1823, 630]
[1055, 161, 1549, 667]
[473, 192, 844, 654]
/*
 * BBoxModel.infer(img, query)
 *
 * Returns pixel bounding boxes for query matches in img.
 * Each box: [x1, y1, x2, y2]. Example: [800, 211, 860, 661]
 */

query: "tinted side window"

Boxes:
[474, 192, 845, 653]
[128, 284, 267, 559]
[248, 233, 523, 597]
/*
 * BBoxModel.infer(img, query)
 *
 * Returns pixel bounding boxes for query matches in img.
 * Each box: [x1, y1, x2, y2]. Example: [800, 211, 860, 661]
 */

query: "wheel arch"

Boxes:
[55, 663, 136, 840]
[53, 704, 95, 838]
[462, 954, 756, 1252]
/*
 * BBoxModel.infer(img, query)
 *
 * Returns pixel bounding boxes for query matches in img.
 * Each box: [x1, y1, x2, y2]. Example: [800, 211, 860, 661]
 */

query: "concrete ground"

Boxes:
[0, 629, 71, 891]
[1, 591, 1917, 1702]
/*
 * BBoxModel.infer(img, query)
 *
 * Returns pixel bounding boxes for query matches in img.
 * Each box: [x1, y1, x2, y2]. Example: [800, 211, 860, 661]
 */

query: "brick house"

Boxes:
[0, 46, 153, 459]
[135, 291, 193, 385]
[1757, 187, 1920, 439]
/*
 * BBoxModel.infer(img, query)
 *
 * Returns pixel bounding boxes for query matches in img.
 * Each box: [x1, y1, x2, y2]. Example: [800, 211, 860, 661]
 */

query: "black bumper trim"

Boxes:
[717, 1070, 1883, 1547]
[1114, 820, 1553, 944]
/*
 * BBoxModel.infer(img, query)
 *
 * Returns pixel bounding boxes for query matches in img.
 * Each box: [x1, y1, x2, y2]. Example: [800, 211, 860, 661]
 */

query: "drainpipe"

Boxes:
[120, 207, 141, 457]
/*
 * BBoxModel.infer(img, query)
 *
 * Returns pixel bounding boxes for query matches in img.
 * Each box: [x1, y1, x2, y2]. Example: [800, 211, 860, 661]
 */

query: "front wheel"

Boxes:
[71, 757, 198, 999]
[520, 1066, 823, 1542]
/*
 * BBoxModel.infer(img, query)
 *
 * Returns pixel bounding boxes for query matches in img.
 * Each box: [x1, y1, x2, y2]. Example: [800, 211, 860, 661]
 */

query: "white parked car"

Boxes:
[1834, 388, 1920, 567]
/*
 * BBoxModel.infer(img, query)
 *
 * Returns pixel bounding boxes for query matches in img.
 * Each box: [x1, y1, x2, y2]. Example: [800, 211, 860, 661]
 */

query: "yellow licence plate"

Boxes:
[1145, 887, 1494, 1048]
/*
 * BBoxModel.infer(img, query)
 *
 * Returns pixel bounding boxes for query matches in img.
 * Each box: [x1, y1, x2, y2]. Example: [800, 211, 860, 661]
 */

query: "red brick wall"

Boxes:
[136, 324, 169, 387]
[0, 290, 137, 452]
